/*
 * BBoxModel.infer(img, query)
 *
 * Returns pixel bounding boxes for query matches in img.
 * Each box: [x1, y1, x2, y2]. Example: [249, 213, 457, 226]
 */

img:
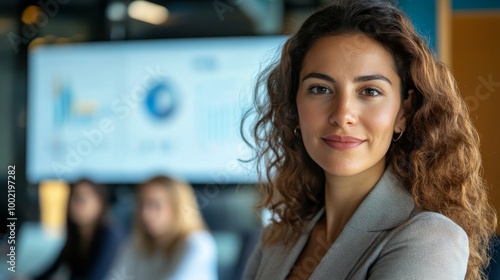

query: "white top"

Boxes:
[107, 231, 218, 280]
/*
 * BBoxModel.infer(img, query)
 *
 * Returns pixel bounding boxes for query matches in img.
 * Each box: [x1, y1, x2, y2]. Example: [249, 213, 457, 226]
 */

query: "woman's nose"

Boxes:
[328, 93, 357, 127]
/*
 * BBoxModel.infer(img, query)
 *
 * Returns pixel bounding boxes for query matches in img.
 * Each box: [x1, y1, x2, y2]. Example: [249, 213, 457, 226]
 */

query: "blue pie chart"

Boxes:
[145, 81, 178, 120]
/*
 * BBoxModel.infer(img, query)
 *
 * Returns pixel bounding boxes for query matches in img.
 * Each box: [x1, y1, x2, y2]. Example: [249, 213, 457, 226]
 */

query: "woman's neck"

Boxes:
[322, 159, 386, 243]
[79, 224, 97, 239]
[78, 223, 98, 253]
[154, 231, 176, 248]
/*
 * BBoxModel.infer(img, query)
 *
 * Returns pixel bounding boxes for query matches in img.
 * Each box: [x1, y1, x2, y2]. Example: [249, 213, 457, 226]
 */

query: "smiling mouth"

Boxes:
[321, 135, 364, 150]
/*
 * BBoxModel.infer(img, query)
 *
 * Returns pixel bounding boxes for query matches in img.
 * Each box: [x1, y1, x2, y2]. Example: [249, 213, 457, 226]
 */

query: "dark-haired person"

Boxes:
[35, 179, 123, 280]
[107, 176, 217, 280]
[242, 1, 497, 279]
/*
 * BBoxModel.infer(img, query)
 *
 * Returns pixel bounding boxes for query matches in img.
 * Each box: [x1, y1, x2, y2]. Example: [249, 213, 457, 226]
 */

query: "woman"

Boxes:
[35, 179, 122, 280]
[242, 1, 496, 279]
[108, 176, 217, 280]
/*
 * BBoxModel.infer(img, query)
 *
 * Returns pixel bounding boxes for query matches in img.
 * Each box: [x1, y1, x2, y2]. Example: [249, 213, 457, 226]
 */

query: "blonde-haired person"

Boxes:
[108, 176, 217, 280]
[242, 0, 496, 279]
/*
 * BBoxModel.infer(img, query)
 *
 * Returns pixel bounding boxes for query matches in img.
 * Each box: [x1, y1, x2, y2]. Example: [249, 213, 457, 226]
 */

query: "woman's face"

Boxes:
[69, 182, 103, 227]
[296, 33, 407, 178]
[139, 184, 174, 238]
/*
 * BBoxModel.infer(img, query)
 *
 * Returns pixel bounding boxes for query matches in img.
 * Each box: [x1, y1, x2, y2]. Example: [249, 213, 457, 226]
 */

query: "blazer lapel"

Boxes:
[256, 208, 326, 279]
[276, 208, 326, 279]
[310, 167, 416, 279]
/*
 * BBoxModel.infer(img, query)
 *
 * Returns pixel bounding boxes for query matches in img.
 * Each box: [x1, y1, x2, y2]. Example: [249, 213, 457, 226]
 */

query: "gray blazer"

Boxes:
[242, 168, 469, 280]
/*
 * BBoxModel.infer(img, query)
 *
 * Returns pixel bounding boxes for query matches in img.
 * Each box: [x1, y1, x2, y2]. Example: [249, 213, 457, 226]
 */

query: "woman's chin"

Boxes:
[321, 164, 365, 178]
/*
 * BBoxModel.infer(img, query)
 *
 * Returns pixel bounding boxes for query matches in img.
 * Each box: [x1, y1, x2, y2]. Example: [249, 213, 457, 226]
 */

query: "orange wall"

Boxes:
[451, 12, 500, 232]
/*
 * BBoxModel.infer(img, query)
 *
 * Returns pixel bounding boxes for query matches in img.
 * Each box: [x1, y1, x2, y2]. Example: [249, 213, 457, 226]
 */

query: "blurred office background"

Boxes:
[0, 0, 499, 279]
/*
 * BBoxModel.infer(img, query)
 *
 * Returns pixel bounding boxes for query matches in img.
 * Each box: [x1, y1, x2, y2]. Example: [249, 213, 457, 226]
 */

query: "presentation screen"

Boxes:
[27, 36, 285, 184]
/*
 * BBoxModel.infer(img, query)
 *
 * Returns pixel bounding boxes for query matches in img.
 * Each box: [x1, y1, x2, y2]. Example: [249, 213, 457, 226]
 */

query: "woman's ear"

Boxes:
[395, 89, 413, 132]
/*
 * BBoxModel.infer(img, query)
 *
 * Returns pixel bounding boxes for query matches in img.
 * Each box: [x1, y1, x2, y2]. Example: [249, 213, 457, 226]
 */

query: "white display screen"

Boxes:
[27, 36, 285, 184]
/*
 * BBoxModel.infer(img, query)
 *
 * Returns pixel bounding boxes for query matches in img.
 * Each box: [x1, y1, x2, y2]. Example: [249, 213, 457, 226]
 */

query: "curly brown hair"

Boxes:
[242, 0, 497, 279]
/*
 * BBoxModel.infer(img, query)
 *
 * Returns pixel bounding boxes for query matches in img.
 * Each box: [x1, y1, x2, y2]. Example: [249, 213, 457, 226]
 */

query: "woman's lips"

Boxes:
[322, 135, 364, 150]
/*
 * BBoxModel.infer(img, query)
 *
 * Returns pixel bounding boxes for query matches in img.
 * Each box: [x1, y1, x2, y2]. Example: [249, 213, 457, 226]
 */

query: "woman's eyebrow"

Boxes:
[301, 73, 392, 85]
[301, 72, 335, 83]
[353, 74, 392, 85]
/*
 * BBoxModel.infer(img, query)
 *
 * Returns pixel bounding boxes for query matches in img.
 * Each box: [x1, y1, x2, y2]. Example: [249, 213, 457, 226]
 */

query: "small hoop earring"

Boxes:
[392, 129, 404, 142]
[293, 126, 301, 137]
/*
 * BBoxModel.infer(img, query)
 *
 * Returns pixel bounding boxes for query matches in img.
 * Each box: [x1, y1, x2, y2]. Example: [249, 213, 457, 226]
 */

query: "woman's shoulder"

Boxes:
[175, 231, 218, 273]
[386, 209, 469, 250]
[184, 230, 217, 251]
[406, 210, 467, 236]
[367, 210, 469, 279]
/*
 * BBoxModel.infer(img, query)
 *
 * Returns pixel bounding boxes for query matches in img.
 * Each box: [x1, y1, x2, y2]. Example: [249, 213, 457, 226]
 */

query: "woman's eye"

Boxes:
[308, 85, 332, 95]
[361, 87, 382, 97]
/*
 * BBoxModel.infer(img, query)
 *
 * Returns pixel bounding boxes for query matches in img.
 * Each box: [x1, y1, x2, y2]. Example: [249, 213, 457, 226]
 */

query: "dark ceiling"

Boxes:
[0, 0, 326, 43]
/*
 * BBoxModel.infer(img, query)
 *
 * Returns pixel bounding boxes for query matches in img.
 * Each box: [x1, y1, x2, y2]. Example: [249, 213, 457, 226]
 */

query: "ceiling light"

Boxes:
[22, 5, 42, 25]
[128, 1, 169, 25]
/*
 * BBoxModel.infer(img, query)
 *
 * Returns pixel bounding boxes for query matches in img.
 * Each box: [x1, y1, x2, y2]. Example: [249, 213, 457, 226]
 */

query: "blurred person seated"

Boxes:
[107, 176, 217, 280]
[35, 179, 123, 280]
